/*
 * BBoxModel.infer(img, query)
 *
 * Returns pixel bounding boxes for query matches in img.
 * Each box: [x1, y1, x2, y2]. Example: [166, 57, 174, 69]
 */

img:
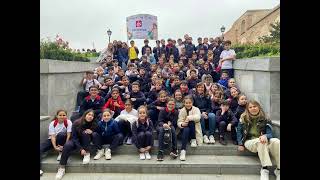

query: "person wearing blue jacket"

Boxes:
[55, 109, 99, 180]
[93, 109, 124, 160]
[237, 100, 280, 180]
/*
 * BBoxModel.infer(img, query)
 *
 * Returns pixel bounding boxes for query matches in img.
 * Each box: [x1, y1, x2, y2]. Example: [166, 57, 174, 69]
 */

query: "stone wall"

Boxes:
[40, 59, 99, 117]
[233, 57, 280, 121]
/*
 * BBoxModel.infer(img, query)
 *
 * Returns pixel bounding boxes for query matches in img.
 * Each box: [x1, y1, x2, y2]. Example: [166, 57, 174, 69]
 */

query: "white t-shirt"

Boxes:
[48, 120, 72, 139]
[114, 109, 139, 124]
[84, 79, 101, 92]
[220, 49, 236, 69]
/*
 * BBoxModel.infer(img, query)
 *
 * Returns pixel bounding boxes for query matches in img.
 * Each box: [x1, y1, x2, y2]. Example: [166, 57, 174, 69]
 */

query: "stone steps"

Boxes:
[40, 173, 276, 180]
[41, 154, 275, 175]
[46, 139, 255, 156]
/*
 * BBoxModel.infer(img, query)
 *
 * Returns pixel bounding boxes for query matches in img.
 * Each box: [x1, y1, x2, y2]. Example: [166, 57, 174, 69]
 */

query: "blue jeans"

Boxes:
[180, 121, 196, 150]
[200, 113, 216, 136]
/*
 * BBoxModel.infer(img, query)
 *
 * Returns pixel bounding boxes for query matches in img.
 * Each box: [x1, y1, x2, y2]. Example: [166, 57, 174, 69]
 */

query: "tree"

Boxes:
[258, 21, 280, 44]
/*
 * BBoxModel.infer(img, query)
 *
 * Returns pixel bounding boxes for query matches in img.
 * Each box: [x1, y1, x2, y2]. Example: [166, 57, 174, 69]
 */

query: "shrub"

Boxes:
[40, 40, 90, 62]
[232, 43, 279, 59]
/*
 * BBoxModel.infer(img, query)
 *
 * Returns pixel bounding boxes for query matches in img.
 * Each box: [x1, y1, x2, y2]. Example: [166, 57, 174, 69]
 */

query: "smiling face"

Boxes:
[196, 84, 205, 94]
[132, 85, 139, 92]
[138, 107, 147, 120]
[184, 98, 193, 110]
[174, 91, 182, 100]
[159, 93, 167, 102]
[56, 111, 67, 122]
[102, 111, 112, 122]
[89, 87, 99, 97]
[248, 103, 260, 116]
[167, 100, 175, 110]
[230, 88, 239, 98]
[238, 95, 247, 106]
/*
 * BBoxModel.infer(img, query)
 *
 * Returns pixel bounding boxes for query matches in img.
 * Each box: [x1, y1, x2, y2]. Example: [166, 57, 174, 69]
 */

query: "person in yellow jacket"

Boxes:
[128, 40, 139, 63]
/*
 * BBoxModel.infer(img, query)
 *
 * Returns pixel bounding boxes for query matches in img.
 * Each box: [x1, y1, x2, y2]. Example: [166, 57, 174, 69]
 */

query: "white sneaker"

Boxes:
[57, 152, 62, 161]
[105, 148, 112, 160]
[260, 168, 269, 180]
[209, 135, 215, 144]
[203, 135, 210, 144]
[40, 170, 43, 176]
[145, 152, 151, 160]
[94, 149, 104, 160]
[180, 150, 186, 161]
[55, 168, 65, 180]
[126, 137, 132, 145]
[274, 169, 280, 180]
[82, 153, 90, 164]
[139, 153, 145, 160]
[190, 139, 197, 147]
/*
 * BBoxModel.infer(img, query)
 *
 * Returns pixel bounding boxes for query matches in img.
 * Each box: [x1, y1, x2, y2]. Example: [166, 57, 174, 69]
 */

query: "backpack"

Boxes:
[53, 119, 68, 128]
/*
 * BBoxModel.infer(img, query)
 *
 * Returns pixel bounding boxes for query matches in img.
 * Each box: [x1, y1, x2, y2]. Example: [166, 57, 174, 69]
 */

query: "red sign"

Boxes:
[136, 20, 142, 27]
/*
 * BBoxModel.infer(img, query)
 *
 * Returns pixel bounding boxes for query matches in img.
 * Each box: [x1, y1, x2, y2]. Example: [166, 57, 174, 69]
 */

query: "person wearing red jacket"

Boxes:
[103, 88, 125, 118]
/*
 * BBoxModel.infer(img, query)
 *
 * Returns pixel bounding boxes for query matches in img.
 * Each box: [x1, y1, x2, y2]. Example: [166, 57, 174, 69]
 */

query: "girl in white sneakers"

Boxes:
[237, 100, 280, 180]
[131, 106, 154, 160]
[40, 110, 72, 176]
[55, 109, 99, 180]
[177, 95, 202, 161]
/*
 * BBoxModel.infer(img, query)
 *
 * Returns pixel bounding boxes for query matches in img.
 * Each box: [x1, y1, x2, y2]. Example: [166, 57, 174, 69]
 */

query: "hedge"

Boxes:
[232, 43, 280, 59]
[40, 40, 93, 62]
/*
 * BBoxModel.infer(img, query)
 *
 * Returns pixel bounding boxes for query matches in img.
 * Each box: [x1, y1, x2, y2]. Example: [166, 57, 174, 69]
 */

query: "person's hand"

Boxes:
[114, 102, 120, 107]
[238, 146, 245, 152]
[150, 85, 155, 90]
[80, 149, 87, 156]
[167, 121, 172, 127]
[54, 145, 63, 152]
[84, 129, 93, 134]
[221, 106, 227, 115]
[139, 148, 145, 153]
[125, 94, 130, 99]
[163, 123, 170, 129]
[202, 112, 208, 119]
[145, 146, 151, 151]
[131, 98, 136, 101]
[227, 123, 232, 132]
[259, 135, 268, 144]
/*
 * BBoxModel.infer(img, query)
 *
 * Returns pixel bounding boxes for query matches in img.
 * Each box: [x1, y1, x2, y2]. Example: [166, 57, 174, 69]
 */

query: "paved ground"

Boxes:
[40, 173, 276, 180]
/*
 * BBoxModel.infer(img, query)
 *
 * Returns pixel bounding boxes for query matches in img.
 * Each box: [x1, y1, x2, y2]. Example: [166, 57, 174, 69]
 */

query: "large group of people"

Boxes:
[40, 34, 280, 180]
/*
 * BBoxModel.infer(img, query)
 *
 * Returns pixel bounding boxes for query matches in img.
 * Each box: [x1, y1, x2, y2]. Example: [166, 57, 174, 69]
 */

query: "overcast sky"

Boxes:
[40, 0, 279, 51]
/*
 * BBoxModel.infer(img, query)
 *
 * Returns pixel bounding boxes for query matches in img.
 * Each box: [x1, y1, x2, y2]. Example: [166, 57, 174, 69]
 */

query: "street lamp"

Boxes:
[220, 25, 225, 40]
[107, 29, 112, 43]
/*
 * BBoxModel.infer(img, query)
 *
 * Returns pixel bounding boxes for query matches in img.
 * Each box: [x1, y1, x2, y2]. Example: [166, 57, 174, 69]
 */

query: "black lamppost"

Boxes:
[107, 29, 112, 43]
[220, 25, 226, 40]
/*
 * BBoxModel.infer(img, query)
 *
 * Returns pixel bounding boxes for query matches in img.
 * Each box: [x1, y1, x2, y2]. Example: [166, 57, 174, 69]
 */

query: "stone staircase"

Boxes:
[41, 137, 277, 177]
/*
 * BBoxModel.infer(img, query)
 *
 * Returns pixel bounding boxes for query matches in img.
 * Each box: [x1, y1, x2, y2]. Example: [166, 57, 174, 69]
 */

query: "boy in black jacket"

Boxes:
[125, 81, 146, 109]
[216, 100, 238, 145]
[156, 98, 179, 161]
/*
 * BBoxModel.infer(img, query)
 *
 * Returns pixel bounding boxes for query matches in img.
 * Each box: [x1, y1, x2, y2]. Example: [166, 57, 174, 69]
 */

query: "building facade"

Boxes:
[224, 4, 280, 44]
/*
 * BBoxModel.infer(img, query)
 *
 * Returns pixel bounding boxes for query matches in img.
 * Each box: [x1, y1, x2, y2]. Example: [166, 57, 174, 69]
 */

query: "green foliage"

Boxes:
[40, 40, 91, 62]
[232, 43, 280, 59]
[258, 22, 280, 44]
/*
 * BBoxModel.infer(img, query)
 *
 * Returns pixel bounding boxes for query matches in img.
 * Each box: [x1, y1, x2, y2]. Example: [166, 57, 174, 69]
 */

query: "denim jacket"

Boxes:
[236, 114, 273, 146]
